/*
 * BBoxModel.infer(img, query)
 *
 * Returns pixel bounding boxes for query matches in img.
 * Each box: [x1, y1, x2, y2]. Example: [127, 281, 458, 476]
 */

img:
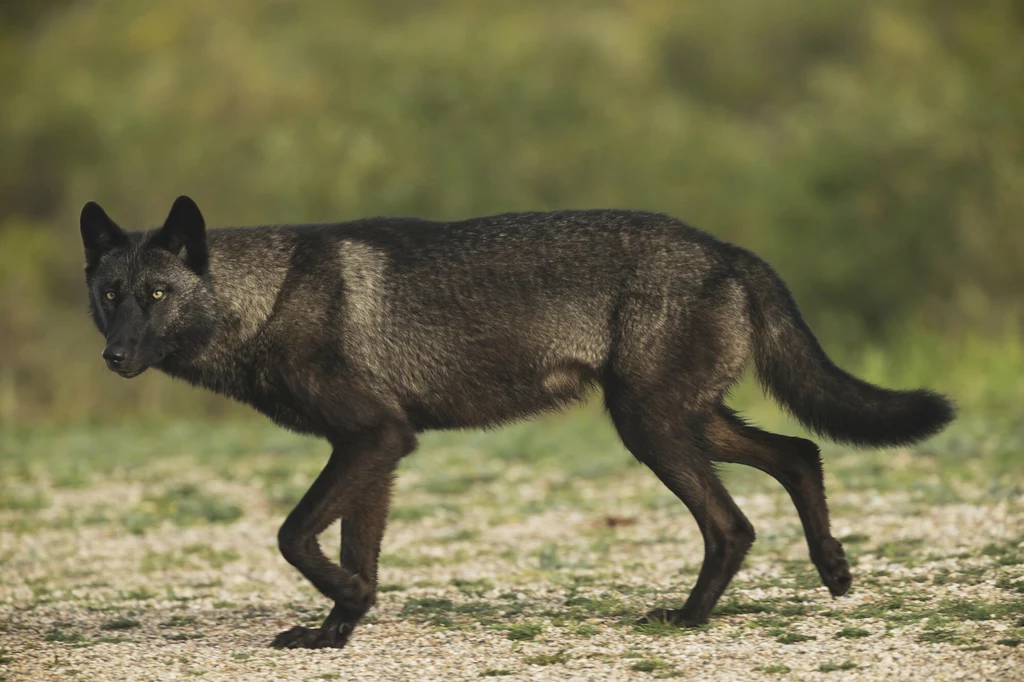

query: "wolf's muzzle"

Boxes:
[102, 343, 127, 368]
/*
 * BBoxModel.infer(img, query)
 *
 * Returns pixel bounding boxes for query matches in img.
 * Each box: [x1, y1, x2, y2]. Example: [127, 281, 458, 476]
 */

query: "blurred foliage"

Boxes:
[1, 0, 1022, 423]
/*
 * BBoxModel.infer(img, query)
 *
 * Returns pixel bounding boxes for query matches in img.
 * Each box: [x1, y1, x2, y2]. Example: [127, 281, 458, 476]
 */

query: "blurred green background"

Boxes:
[1, 0, 1022, 425]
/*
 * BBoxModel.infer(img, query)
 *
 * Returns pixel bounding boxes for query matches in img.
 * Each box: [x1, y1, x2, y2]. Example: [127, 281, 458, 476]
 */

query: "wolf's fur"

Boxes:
[80, 196, 955, 649]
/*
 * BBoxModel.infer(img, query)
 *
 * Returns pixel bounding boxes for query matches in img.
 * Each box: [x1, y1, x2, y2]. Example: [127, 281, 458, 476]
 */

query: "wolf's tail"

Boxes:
[736, 249, 955, 447]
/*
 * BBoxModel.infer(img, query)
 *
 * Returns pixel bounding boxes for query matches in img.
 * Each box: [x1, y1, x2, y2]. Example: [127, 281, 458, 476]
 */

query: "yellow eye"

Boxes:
[105, 291, 116, 301]
[152, 290, 165, 300]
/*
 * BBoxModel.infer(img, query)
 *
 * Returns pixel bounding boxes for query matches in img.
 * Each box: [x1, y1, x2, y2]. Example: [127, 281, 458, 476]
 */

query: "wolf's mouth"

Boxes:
[113, 367, 148, 379]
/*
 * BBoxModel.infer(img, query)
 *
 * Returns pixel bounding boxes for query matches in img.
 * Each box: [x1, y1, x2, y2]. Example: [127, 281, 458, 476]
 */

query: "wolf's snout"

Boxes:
[102, 344, 127, 367]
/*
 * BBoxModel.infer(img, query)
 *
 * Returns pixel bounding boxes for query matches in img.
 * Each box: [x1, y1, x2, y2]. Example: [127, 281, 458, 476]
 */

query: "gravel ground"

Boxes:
[1, 434, 1022, 681]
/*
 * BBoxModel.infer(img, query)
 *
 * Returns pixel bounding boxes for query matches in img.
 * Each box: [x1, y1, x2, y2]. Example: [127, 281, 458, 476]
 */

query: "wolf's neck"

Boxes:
[208, 236, 290, 335]
[166, 233, 293, 392]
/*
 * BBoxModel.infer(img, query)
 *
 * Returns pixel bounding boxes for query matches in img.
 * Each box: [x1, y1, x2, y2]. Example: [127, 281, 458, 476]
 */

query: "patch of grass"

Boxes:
[918, 628, 970, 645]
[572, 623, 599, 637]
[258, 462, 314, 513]
[452, 577, 493, 597]
[421, 471, 499, 495]
[481, 670, 514, 677]
[379, 553, 419, 568]
[630, 658, 672, 672]
[524, 650, 569, 666]
[836, 626, 870, 639]
[873, 538, 925, 563]
[43, 629, 85, 643]
[536, 543, 566, 570]
[181, 543, 240, 568]
[441, 528, 478, 542]
[563, 594, 633, 620]
[751, 614, 791, 629]
[754, 664, 791, 674]
[399, 597, 456, 627]
[773, 630, 815, 644]
[188, 579, 222, 590]
[101, 617, 140, 631]
[504, 622, 544, 641]
[934, 597, 1024, 622]
[634, 620, 710, 637]
[780, 563, 823, 589]
[997, 638, 1021, 647]
[378, 583, 407, 593]
[455, 601, 501, 621]
[0, 488, 49, 511]
[162, 615, 197, 627]
[140, 550, 189, 572]
[995, 576, 1024, 593]
[819, 661, 858, 672]
[124, 483, 242, 534]
[982, 541, 1023, 566]
[379, 551, 457, 568]
[849, 596, 922, 624]
[121, 510, 156, 536]
[932, 566, 988, 586]
[838, 533, 871, 544]
[714, 599, 773, 616]
[52, 465, 91, 489]
[389, 505, 435, 522]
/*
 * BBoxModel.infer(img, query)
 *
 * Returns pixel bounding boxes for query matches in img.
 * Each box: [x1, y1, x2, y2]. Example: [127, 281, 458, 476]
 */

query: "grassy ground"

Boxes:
[1, 393, 1022, 680]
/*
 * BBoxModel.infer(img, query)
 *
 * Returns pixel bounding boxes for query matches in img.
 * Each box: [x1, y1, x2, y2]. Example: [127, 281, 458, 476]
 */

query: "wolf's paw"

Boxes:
[269, 622, 354, 649]
[813, 538, 852, 598]
[636, 608, 705, 628]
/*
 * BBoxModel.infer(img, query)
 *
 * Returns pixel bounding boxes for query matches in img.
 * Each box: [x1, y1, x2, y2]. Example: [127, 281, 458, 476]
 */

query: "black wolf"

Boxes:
[79, 196, 954, 648]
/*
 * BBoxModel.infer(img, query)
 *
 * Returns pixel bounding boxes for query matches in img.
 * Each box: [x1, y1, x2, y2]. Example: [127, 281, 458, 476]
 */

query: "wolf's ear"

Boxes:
[152, 195, 208, 275]
[80, 201, 128, 265]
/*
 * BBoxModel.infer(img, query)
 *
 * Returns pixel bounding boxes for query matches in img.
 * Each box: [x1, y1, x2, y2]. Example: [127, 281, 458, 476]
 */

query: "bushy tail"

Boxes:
[737, 250, 956, 447]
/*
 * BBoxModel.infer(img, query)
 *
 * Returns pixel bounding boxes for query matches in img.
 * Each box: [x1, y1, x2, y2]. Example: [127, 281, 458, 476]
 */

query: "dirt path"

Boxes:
[2, 448, 1021, 681]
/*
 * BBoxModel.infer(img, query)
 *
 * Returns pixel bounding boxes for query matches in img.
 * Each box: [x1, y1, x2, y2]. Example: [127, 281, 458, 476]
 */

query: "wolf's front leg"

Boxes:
[270, 424, 412, 649]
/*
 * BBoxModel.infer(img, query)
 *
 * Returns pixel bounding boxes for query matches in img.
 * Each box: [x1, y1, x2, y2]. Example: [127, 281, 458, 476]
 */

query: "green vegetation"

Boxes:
[523, 650, 570, 666]
[122, 484, 243, 535]
[100, 618, 140, 631]
[43, 629, 85, 644]
[0, 0, 1022, 424]
[836, 626, 871, 639]
[629, 658, 674, 673]
[754, 664, 792, 675]
[503, 622, 544, 641]
[773, 630, 816, 644]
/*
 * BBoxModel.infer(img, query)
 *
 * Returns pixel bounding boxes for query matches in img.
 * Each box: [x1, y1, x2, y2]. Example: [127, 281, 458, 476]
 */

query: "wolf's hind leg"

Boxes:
[708, 406, 851, 597]
[271, 423, 413, 649]
[607, 392, 755, 627]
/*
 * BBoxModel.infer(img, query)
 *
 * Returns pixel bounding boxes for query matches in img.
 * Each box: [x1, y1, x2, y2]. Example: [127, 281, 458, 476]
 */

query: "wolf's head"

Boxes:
[80, 196, 219, 378]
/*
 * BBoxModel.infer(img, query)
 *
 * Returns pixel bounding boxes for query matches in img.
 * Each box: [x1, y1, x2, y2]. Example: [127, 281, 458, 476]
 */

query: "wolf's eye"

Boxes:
[151, 290, 165, 300]
[104, 291, 116, 301]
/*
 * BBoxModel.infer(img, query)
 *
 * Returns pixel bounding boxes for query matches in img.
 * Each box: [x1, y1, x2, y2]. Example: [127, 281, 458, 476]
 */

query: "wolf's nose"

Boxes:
[102, 344, 126, 366]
